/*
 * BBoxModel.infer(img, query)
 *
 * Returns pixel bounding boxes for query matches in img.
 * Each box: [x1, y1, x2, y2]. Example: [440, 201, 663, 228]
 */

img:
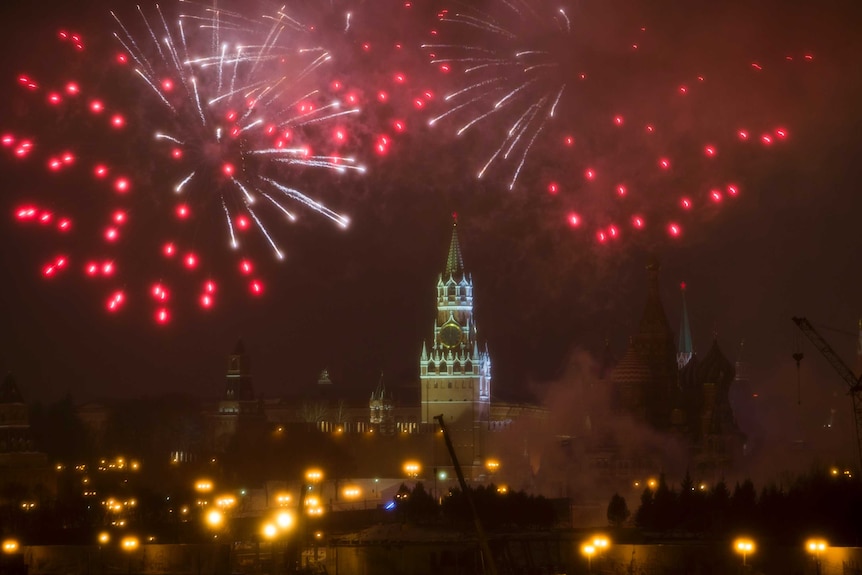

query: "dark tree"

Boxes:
[634, 487, 655, 530]
[652, 474, 678, 532]
[678, 470, 708, 534]
[730, 479, 757, 530]
[606, 493, 630, 527]
[404, 482, 438, 524]
[709, 480, 731, 534]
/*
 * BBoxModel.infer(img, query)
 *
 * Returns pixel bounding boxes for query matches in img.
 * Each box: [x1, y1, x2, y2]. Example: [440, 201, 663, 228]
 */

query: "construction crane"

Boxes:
[434, 414, 499, 575]
[791, 317, 862, 468]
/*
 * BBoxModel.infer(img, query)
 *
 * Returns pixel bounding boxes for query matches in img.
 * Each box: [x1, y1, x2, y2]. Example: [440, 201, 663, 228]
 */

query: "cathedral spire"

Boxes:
[633, 257, 676, 430]
[444, 213, 465, 280]
[637, 257, 673, 341]
[678, 282, 693, 369]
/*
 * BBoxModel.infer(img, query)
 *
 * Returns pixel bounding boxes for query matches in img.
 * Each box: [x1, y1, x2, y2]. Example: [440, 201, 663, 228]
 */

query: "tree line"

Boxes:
[607, 468, 862, 545]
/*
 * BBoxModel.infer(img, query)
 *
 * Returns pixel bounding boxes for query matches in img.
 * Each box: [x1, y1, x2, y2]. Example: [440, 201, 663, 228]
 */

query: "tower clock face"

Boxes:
[439, 323, 463, 349]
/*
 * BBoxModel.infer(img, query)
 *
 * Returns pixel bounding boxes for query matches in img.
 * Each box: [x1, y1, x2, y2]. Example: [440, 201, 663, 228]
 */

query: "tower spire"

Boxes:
[445, 212, 465, 280]
[677, 281, 693, 369]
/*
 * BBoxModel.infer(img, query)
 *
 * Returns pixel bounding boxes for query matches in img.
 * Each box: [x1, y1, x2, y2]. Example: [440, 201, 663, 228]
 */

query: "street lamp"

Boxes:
[305, 469, 323, 483]
[206, 509, 225, 539]
[274, 492, 292, 507]
[261, 510, 296, 574]
[1, 539, 19, 554]
[121, 536, 139, 575]
[806, 538, 828, 575]
[121, 536, 139, 552]
[592, 535, 609, 550]
[581, 543, 595, 573]
[583, 535, 610, 572]
[734, 537, 755, 567]
[275, 511, 294, 531]
[261, 522, 278, 574]
[194, 479, 214, 493]
[214, 494, 236, 510]
[403, 461, 421, 479]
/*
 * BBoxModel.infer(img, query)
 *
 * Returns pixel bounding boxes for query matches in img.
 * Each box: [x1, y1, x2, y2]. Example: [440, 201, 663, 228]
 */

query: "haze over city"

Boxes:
[0, 0, 859, 476]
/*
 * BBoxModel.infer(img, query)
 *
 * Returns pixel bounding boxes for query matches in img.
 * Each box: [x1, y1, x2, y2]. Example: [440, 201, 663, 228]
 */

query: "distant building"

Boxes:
[369, 375, 395, 435]
[0, 374, 55, 501]
[206, 340, 266, 454]
[594, 260, 746, 483]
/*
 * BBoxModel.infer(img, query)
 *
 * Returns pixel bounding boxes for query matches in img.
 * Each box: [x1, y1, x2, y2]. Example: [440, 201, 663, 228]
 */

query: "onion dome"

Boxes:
[611, 341, 651, 414]
[611, 341, 651, 386]
[696, 339, 735, 385]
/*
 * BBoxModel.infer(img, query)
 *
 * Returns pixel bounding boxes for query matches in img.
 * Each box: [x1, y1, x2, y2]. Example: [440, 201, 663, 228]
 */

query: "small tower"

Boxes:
[0, 374, 54, 498]
[225, 339, 254, 402]
[214, 340, 262, 451]
[369, 374, 394, 435]
[317, 369, 333, 387]
[694, 338, 745, 478]
[677, 282, 694, 370]
[0, 374, 36, 453]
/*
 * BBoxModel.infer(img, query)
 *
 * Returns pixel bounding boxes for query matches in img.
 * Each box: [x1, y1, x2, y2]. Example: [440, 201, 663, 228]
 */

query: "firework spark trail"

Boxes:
[111, 1, 364, 251]
[419, 0, 801, 244]
[261, 177, 350, 228]
[221, 199, 238, 248]
[422, 5, 568, 189]
[3, 1, 373, 322]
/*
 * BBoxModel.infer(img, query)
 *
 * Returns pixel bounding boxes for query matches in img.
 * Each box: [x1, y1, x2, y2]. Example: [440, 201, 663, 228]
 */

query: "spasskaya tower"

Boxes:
[419, 217, 491, 467]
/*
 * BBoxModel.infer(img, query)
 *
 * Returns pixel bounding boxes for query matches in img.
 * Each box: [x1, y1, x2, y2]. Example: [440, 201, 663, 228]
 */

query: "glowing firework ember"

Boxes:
[420, 0, 807, 243]
[3, 1, 370, 323]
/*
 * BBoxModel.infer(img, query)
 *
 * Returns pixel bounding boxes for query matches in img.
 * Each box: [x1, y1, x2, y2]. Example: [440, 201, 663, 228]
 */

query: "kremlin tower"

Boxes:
[420, 217, 492, 471]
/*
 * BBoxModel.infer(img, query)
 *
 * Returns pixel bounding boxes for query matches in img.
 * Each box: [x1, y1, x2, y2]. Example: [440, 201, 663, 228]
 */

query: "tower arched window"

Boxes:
[453, 361, 461, 373]
[440, 361, 447, 372]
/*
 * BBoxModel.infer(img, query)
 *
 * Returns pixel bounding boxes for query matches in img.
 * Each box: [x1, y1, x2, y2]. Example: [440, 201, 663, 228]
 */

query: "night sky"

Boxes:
[0, 0, 860, 462]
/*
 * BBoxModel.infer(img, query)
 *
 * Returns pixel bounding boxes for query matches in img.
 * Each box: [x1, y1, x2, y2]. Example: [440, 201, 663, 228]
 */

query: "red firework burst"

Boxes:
[415, 0, 809, 245]
[2, 2, 377, 324]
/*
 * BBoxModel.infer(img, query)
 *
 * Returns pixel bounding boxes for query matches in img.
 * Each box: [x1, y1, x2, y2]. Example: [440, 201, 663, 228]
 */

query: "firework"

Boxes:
[421, 0, 807, 243]
[3, 1, 371, 323]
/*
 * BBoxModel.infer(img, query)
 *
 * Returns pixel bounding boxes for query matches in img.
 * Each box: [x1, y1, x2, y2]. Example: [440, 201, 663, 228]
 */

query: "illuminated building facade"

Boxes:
[419, 219, 492, 469]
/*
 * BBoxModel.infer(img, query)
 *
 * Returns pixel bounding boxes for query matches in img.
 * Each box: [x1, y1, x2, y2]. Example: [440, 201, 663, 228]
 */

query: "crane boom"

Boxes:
[434, 414, 499, 575]
[792, 316, 862, 468]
